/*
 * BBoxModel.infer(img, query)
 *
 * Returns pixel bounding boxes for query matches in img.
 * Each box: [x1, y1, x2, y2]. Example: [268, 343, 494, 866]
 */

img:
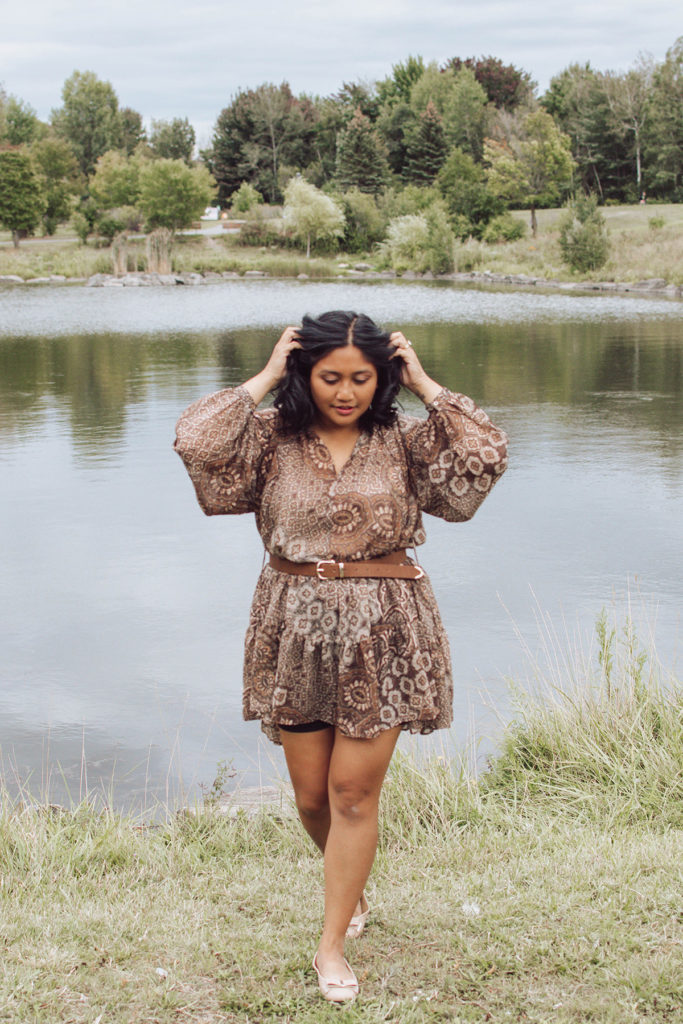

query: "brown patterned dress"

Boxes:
[174, 385, 508, 744]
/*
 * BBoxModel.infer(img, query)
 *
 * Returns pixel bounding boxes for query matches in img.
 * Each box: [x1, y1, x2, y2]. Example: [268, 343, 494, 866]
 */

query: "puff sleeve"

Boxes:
[398, 388, 508, 522]
[173, 385, 277, 515]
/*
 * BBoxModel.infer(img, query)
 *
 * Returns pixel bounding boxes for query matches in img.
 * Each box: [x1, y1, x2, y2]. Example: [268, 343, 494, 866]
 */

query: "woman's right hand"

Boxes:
[243, 326, 302, 406]
[262, 326, 302, 388]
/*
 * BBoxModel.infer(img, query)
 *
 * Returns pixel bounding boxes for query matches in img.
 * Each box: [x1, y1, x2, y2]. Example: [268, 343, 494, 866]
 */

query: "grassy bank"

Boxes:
[1, 203, 682, 288]
[1, 622, 681, 1023]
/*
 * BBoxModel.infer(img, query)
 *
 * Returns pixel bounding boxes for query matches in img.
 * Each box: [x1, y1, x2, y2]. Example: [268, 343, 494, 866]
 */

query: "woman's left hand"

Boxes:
[389, 332, 443, 405]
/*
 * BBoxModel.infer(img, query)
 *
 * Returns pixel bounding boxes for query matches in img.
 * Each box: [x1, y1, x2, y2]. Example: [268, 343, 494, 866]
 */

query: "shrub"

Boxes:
[72, 211, 90, 245]
[341, 188, 386, 253]
[282, 178, 344, 257]
[377, 201, 455, 273]
[558, 193, 610, 272]
[454, 238, 484, 272]
[95, 206, 143, 243]
[424, 201, 455, 273]
[236, 206, 281, 247]
[377, 214, 429, 271]
[482, 212, 526, 243]
[378, 185, 440, 220]
[229, 182, 263, 213]
[648, 216, 665, 230]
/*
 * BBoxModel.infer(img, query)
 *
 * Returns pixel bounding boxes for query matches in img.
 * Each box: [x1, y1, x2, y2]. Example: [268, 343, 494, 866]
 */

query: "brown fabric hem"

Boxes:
[246, 713, 453, 746]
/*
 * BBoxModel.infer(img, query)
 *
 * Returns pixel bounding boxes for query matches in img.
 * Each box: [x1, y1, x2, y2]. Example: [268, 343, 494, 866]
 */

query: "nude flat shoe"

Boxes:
[346, 891, 370, 938]
[312, 953, 359, 1004]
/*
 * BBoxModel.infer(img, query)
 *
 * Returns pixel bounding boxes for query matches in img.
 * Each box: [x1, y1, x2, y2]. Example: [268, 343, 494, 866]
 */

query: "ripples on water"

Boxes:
[1, 280, 682, 809]
[2, 278, 683, 337]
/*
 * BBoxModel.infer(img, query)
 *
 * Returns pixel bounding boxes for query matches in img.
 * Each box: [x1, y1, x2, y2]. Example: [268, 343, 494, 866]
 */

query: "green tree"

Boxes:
[376, 56, 426, 106]
[229, 181, 263, 212]
[0, 92, 41, 145]
[0, 149, 46, 246]
[282, 176, 344, 256]
[643, 38, 683, 198]
[485, 110, 575, 234]
[30, 134, 81, 234]
[376, 100, 418, 178]
[120, 107, 146, 155]
[149, 117, 196, 163]
[51, 70, 123, 177]
[603, 63, 652, 199]
[207, 83, 317, 204]
[559, 192, 609, 272]
[332, 81, 381, 122]
[542, 63, 629, 200]
[335, 108, 389, 194]
[410, 63, 489, 159]
[438, 146, 503, 237]
[404, 101, 447, 184]
[90, 150, 142, 208]
[138, 159, 215, 233]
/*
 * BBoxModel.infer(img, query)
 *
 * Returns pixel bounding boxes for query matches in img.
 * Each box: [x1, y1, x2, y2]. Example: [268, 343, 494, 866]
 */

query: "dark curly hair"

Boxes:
[273, 310, 401, 434]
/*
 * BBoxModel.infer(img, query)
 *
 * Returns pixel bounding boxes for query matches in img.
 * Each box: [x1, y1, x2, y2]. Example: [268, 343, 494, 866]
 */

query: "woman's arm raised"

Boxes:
[389, 331, 443, 406]
[243, 326, 302, 406]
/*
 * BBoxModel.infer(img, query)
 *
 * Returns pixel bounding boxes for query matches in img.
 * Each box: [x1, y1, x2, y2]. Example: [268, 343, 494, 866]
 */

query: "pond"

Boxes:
[1, 279, 682, 810]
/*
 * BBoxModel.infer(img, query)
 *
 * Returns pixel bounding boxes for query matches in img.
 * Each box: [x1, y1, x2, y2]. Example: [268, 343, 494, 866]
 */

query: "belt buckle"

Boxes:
[316, 559, 337, 580]
[413, 565, 425, 580]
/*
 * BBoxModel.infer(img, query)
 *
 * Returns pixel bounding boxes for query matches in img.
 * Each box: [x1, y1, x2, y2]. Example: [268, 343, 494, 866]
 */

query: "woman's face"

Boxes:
[309, 344, 378, 431]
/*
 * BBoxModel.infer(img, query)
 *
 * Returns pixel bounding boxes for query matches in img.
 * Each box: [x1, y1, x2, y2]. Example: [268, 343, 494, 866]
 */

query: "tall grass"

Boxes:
[0, 611, 681, 1022]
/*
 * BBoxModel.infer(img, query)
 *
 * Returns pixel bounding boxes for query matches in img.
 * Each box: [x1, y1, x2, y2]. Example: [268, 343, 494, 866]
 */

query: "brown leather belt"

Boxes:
[269, 550, 425, 581]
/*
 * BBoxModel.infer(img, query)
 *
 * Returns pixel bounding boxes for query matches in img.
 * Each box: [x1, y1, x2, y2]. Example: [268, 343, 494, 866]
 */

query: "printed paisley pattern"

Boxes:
[174, 385, 508, 743]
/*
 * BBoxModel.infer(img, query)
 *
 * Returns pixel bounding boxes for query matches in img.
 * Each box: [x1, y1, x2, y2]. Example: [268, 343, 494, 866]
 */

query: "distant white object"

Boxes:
[202, 206, 220, 220]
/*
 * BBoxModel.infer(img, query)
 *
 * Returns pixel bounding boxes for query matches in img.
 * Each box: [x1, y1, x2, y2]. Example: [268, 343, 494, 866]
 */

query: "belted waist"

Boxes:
[268, 550, 424, 581]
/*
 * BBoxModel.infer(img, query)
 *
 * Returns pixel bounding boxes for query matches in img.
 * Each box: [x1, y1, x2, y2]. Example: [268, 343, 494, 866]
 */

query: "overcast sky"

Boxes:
[3, 1, 681, 146]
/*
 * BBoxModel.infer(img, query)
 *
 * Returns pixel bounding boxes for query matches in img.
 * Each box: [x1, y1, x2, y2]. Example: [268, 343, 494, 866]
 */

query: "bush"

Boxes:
[377, 214, 429, 271]
[72, 211, 90, 245]
[558, 193, 610, 272]
[454, 238, 484, 272]
[378, 184, 440, 220]
[236, 206, 281, 247]
[377, 200, 454, 274]
[341, 188, 385, 253]
[649, 216, 665, 230]
[424, 201, 455, 273]
[282, 177, 344, 257]
[229, 182, 263, 213]
[482, 212, 526, 243]
[95, 206, 143, 243]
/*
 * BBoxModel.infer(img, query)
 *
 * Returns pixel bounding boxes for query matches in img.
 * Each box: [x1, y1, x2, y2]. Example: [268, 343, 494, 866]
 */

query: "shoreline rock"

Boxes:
[0, 269, 680, 299]
[440, 270, 681, 298]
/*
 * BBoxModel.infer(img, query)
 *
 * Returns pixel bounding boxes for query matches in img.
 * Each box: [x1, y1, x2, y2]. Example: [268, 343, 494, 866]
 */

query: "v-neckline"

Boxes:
[310, 429, 366, 478]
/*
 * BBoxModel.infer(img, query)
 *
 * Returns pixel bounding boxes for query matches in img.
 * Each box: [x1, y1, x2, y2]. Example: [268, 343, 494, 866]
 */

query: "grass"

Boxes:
[469, 203, 683, 286]
[2, 203, 682, 287]
[1, 614, 681, 1022]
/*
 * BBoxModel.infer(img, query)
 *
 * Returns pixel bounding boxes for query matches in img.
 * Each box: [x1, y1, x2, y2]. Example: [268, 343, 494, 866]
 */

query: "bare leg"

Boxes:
[279, 726, 334, 852]
[280, 725, 368, 924]
[315, 726, 401, 982]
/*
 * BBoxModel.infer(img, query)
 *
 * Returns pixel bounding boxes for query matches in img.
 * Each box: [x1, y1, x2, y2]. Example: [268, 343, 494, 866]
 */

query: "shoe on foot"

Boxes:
[312, 953, 359, 1004]
[346, 891, 370, 939]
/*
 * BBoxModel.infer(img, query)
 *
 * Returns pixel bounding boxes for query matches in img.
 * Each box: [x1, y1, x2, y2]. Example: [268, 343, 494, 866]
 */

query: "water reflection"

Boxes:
[1, 282, 682, 809]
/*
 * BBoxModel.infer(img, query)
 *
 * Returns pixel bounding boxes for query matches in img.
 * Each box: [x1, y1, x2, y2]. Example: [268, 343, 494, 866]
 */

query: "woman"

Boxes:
[174, 311, 508, 1003]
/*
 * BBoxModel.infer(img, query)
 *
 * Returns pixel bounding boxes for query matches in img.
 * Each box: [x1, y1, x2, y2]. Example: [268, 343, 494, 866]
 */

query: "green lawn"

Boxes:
[1, 620, 681, 1023]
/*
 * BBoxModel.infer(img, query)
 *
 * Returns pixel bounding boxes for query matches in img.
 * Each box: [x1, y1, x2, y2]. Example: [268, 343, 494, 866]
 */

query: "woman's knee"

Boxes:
[328, 777, 377, 822]
[295, 785, 330, 820]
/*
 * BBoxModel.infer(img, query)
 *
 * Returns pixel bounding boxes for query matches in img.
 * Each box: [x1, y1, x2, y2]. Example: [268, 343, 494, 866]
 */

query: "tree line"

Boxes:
[0, 39, 681, 255]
